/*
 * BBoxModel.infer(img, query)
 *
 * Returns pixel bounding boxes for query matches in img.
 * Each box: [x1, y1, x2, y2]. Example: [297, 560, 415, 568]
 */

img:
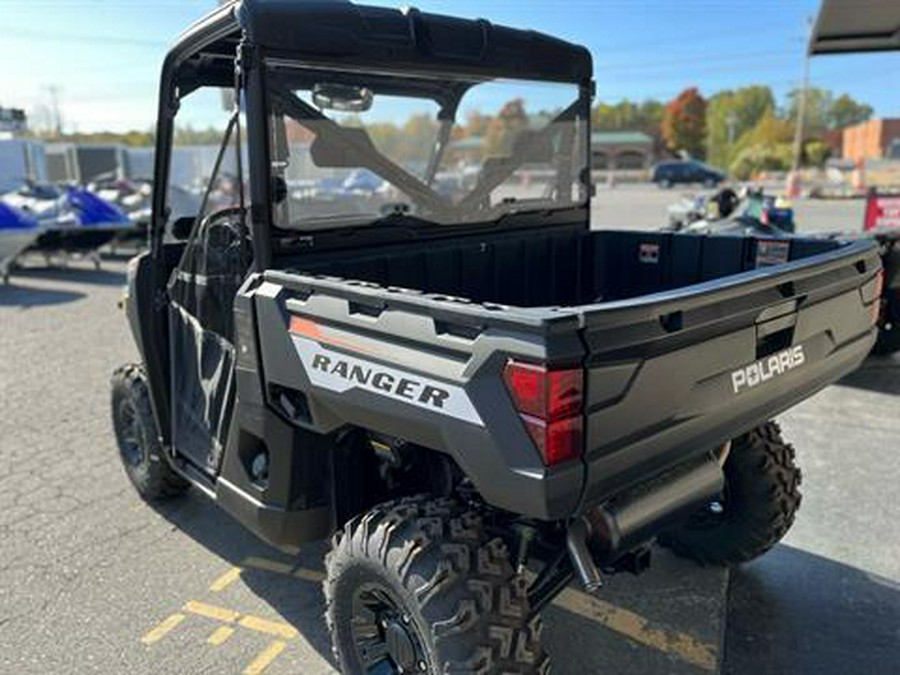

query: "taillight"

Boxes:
[503, 360, 584, 466]
[871, 269, 885, 325]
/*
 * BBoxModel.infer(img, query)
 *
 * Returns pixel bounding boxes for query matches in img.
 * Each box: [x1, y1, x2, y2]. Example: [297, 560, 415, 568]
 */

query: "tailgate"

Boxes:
[578, 239, 881, 509]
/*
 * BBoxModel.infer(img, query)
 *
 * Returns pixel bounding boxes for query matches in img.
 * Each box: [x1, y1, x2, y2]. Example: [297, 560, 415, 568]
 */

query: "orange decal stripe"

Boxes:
[288, 315, 376, 355]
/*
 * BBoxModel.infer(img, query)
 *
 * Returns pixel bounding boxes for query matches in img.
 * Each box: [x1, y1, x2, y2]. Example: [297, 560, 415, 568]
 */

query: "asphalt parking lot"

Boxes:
[590, 183, 866, 233]
[1, 189, 898, 674]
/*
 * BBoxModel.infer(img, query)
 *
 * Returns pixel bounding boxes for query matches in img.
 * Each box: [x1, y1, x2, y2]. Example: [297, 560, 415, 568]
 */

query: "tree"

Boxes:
[398, 114, 440, 165]
[591, 99, 664, 138]
[706, 86, 775, 169]
[662, 88, 707, 159]
[173, 125, 225, 146]
[785, 87, 834, 136]
[728, 110, 795, 178]
[829, 94, 873, 129]
[804, 140, 831, 167]
[485, 98, 528, 156]
[363, 114, 439, 167]
[462, 111, 490, 139]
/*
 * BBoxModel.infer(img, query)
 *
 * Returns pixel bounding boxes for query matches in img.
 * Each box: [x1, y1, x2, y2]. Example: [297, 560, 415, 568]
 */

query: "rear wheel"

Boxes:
[325, 496, 548, 675]
[659, 421, 801, 566]
[111, 363, 189, 501]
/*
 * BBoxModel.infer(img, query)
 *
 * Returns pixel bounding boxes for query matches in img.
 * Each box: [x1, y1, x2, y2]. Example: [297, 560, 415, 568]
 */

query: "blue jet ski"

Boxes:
[3, 182, 135, 268]
[0, 202, 41, 283]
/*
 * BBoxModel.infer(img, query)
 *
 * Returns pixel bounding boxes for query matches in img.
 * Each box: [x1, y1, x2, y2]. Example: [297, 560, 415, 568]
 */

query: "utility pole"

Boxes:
[726, 111, 738, 145]
[788, 16, 813, 198]
[43, 85, 63, 138]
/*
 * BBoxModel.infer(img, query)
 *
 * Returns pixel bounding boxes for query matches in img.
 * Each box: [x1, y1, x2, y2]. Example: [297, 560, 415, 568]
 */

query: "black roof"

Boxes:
[167, 0, 591, 86]
[810, 0, 900, 55]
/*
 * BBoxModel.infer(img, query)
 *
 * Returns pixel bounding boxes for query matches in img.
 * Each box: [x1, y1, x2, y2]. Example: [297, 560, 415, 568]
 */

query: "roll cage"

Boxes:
[149, 0, 594, 273]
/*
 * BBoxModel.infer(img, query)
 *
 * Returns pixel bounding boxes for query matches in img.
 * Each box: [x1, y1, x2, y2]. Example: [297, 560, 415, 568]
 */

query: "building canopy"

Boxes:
[810, 0, 900, 55]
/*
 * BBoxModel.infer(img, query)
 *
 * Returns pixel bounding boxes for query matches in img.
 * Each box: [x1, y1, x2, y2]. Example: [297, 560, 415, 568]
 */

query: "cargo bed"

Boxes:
[279, 226, 844, 307]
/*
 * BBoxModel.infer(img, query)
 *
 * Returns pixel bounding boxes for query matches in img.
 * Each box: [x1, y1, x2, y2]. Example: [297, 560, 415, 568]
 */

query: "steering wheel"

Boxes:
[189, 206, 251, 273]
[198, 205, 245, 231]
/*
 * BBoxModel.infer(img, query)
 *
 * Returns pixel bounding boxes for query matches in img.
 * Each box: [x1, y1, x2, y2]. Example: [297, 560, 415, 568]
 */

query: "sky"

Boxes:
[2, 0, 899, 133]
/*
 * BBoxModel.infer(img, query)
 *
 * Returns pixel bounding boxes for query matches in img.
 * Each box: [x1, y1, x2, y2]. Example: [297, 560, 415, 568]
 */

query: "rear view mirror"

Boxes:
[171, 216, 195, 241]
[312, 83, 374, 113]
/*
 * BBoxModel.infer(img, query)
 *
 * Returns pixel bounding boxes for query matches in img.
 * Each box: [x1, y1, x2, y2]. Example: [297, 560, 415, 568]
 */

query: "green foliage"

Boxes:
[829, 94, 873, 129]
[33, 129, 155, 147]
[727, 110, 794, 179]
[662, 88, 707, 159]
[730, 144, 792, 180]
[784, 88, 872, 132]
[591, 99, 663, 137]
[706, 86, 775, 169]
[784, 87, 834, 136]
[173, 125, 226, 146]
[804, 140, 831, 168]
[735, 110, 794, 149]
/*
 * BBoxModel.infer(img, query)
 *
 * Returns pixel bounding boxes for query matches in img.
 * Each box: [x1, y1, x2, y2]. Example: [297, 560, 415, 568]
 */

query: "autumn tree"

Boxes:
[662, 88, 707, 159]
[458, 110, 491, 139]
[485, 98, 528, 155]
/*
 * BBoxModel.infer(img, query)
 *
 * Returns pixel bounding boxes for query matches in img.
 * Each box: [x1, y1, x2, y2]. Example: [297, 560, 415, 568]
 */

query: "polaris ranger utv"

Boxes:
[112, 1, 882, 672]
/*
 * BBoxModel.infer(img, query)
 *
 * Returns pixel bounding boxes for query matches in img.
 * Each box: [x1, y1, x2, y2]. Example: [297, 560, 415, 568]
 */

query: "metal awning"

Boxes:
[810, 0, 900, 55]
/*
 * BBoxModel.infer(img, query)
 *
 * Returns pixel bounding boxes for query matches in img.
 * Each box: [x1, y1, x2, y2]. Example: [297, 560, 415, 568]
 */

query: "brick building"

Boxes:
[843, 119, 900, 162]
[590, 131, 656, 171]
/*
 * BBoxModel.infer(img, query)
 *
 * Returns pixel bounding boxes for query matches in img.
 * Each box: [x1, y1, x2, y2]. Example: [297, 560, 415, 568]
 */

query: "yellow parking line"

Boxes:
[183, 600, 240, 624]
[239, 615, 299, 640]
[207, 625, 236, 646]
[243, 640, 287, 675]
[294, 568, 326, 583]
[141, 613, 185, 645]
[210, 566, 243, 593]
[553, 587, 717, 672]
[241, 556, 294, 575]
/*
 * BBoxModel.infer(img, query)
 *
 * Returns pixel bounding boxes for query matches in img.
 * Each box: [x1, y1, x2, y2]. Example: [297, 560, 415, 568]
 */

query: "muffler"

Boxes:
[585, 453, 725, 564]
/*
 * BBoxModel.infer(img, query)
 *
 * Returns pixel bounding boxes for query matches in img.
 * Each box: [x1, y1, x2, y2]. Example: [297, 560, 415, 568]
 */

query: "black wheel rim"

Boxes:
[351, 583, 429, 674]
[117, 399, 145, 468]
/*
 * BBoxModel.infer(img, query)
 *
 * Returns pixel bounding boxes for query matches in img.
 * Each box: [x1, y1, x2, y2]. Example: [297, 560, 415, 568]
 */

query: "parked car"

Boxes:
[652, 160, 725, 188]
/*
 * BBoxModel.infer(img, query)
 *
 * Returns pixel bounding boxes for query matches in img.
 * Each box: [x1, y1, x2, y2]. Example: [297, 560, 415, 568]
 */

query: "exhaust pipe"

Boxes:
[566, 518, 602, 592]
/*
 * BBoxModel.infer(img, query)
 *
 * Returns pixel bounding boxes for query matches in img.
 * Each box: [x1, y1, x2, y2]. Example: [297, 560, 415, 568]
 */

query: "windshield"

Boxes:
[266, 63, 589, 230]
